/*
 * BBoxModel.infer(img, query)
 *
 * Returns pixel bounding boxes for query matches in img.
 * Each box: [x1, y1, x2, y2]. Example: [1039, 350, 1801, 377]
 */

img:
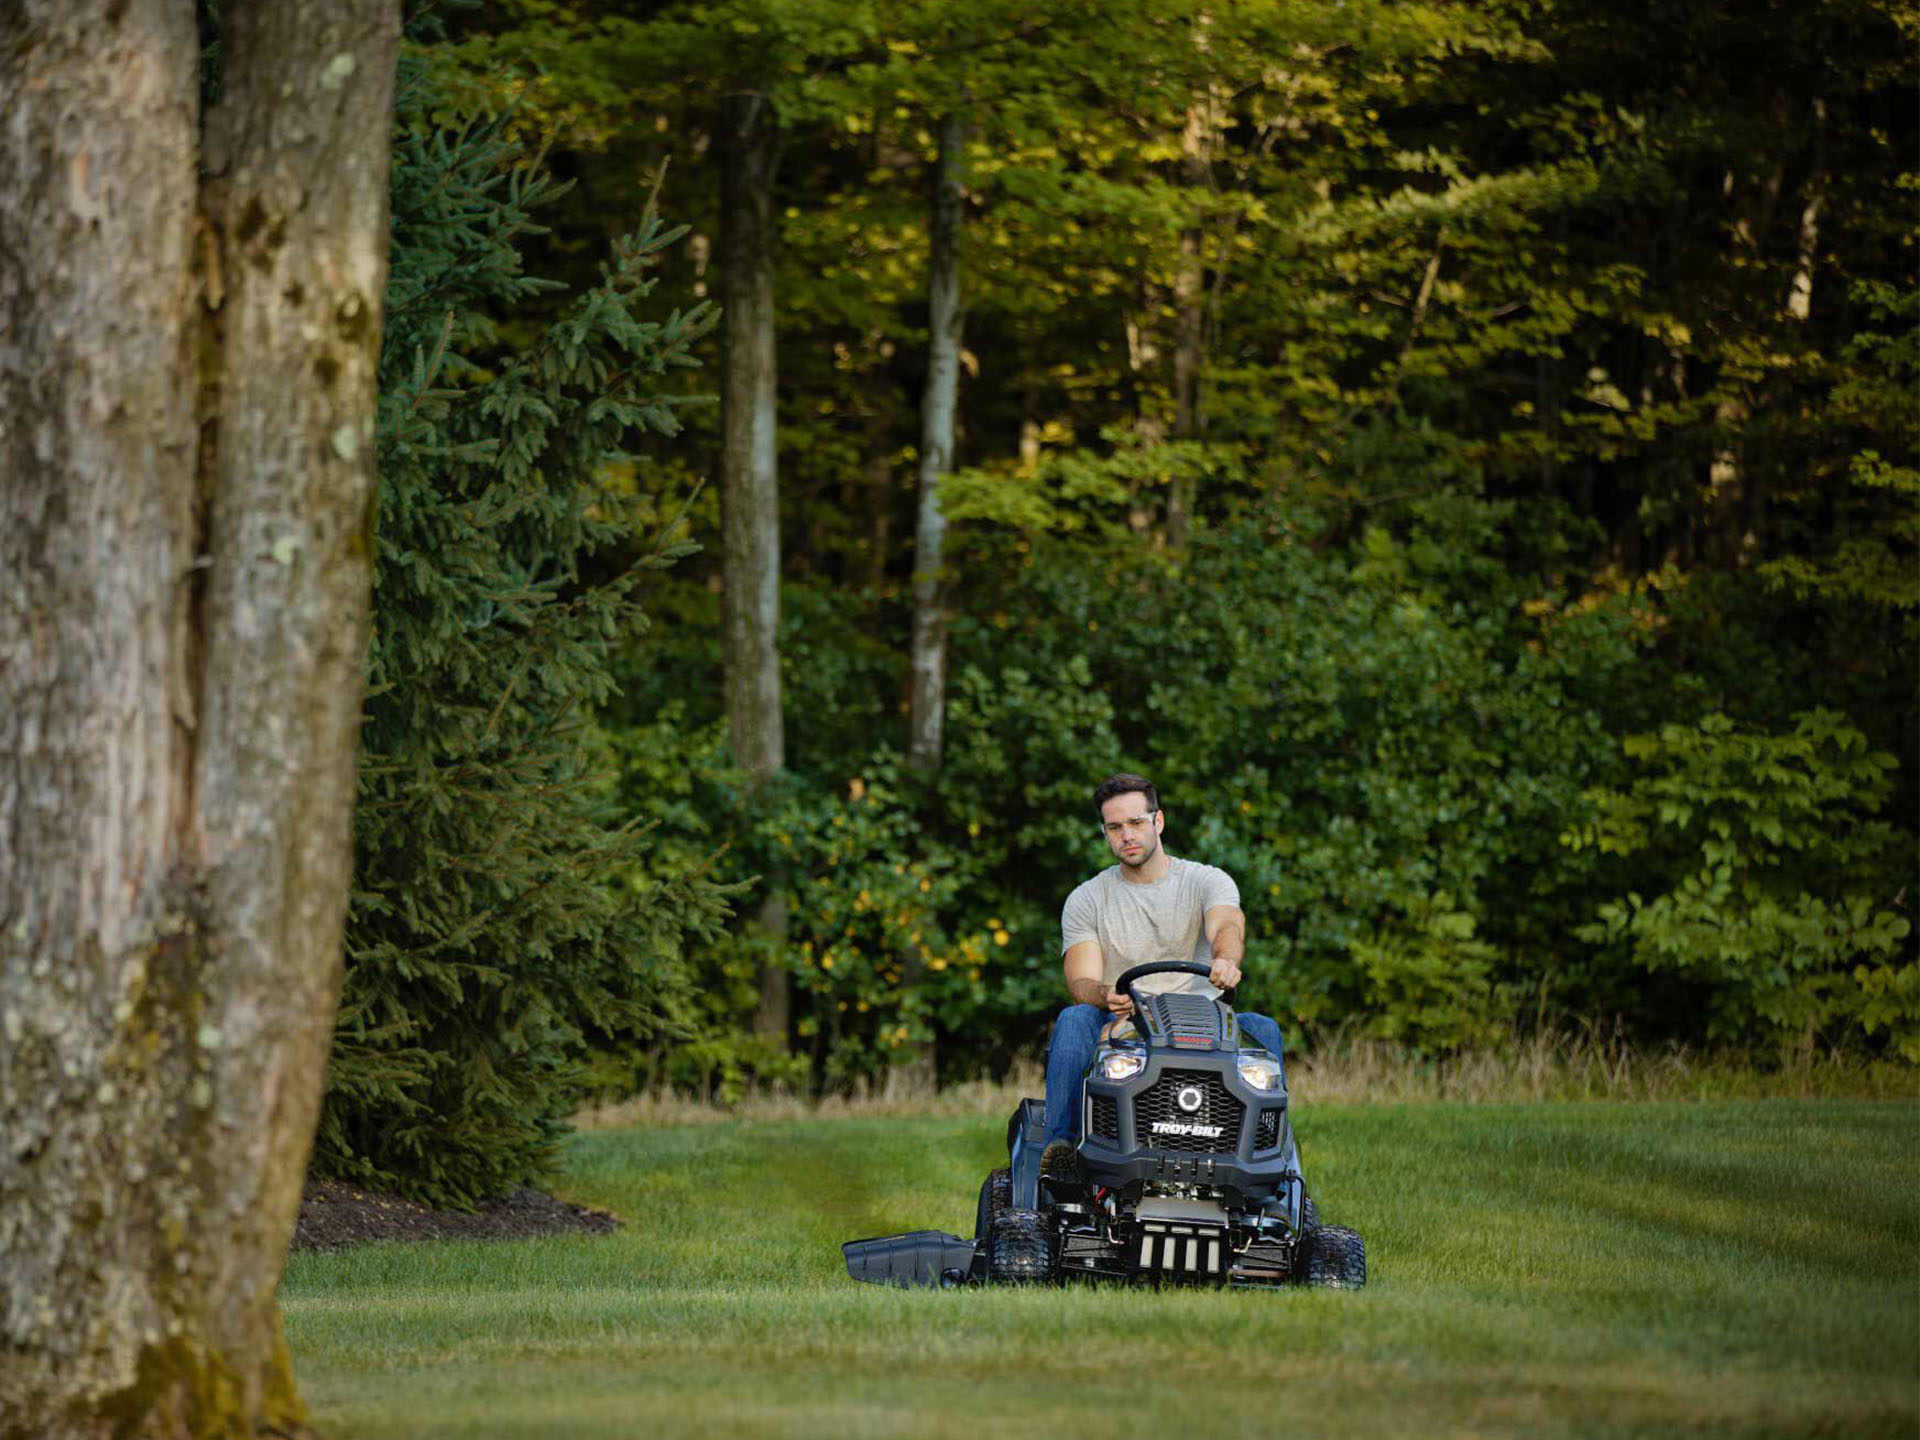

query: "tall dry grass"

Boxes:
[576, 1023, 1916, 1129]
[1289, 1019, 1920, 1104]
[575, 1066, 1047, 1130]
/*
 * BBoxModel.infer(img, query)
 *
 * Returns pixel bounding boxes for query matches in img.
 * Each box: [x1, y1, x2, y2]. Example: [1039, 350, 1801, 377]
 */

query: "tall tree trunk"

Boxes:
[907, 113, 966, 775]
[0, 3, 399, 1437]
[1168, 91, 1219, 552]
[718, 90, 789, 1047]
[1785, 96, 1828, 326]
[1758, 95, 1829, 557]
[895, 112, 966, 1095]
[1708, 155, 1786, 565]
[1124, 299, 1164, 536]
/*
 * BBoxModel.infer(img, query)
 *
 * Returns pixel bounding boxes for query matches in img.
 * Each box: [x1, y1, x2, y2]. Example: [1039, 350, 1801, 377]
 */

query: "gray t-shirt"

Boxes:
[1060, 855, 1241, 998]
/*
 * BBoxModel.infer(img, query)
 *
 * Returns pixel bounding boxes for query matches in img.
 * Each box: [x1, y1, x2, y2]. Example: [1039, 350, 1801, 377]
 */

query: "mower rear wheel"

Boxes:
[1298, 1223, 1366, 1288]
[989, 1208, 1056, 1284]
[975, 1167, 1011, 1243]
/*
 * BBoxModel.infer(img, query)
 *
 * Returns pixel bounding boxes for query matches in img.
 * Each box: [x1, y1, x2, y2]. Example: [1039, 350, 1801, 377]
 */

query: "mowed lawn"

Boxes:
[283, 1101, 1920, 1440]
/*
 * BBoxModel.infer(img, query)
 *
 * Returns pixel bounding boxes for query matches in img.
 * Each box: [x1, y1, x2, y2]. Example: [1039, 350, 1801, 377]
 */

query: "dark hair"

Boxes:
[1092, 772, 1159, 820]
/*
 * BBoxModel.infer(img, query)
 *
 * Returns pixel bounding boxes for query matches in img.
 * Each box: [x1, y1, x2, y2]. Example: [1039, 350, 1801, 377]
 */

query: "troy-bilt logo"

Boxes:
[1151, 1121, 1224, 1139]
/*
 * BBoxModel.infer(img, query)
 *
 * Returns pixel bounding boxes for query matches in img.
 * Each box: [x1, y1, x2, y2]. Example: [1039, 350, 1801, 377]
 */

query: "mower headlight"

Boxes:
[1237, 1055, 1283, 1091]
[1100, 1050, 1145, 1082]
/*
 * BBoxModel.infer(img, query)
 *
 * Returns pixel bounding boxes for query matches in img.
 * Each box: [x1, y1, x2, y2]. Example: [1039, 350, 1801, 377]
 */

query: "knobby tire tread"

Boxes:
[989, 1208, 1055, 1284]
[1299, 1223, 1367, 1289]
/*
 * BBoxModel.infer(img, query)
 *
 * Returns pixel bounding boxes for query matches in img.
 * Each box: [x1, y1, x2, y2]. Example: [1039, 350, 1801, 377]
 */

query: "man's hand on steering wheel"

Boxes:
[1209, 958, 1243, 990]
[1105, 986, 1135, 1019]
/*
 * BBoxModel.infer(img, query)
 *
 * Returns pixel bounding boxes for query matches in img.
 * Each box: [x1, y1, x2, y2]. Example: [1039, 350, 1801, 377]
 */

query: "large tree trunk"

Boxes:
[717, 90, 790, 1047]
[0, 3, 399, 1438]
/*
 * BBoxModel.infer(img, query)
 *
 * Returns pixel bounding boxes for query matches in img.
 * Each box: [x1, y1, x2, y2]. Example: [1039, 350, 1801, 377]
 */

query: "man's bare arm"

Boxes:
[1204, 904, 1246, 989]
[1065, 939, 1131, 1016]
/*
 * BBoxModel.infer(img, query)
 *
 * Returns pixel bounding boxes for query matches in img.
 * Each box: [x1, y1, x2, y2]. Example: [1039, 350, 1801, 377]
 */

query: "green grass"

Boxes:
[284, 1101, 1920, 1439]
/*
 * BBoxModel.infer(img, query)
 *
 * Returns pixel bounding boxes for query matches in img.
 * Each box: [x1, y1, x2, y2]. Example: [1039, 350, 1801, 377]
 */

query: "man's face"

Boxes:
[1099, 792, 1163, 869]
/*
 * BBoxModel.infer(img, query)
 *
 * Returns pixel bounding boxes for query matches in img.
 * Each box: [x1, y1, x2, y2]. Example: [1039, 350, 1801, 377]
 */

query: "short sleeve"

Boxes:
[1061, 883, 1098, 954]
[1199, 864, 1241, 912]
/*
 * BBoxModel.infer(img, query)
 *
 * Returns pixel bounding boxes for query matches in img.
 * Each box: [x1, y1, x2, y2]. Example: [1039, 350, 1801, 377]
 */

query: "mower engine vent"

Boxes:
[1136, 1068, 1244, 1153]
[1144, 992, 1227, 1049]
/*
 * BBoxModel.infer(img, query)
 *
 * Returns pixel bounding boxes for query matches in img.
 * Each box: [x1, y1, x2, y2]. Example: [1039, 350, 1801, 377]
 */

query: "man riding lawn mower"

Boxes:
[841, 774, 1367, 1291]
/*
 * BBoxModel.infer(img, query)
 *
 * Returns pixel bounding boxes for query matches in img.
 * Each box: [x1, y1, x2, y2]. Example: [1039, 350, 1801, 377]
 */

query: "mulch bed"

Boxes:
[293, 1178, 621, 1253]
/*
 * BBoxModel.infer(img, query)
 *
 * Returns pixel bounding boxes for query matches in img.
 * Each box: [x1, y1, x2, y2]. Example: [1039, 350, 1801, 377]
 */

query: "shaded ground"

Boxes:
[294, 1179, 620, 1252]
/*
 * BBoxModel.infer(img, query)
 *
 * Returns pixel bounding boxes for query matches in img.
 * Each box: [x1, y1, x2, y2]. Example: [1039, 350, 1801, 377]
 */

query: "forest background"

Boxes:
[317, 0, 1918, 1206]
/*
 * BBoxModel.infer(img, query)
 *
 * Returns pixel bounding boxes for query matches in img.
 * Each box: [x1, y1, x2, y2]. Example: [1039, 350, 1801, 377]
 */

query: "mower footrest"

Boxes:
[842, 1230, 978, 1288]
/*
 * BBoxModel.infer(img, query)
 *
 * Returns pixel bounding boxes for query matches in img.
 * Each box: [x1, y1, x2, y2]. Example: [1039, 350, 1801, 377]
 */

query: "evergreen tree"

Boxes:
[311, 38, 728, 1206]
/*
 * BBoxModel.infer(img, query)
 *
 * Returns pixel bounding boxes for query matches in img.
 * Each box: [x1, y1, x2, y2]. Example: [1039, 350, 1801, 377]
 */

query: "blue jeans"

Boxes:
[1042, 1003, 1287, 1147]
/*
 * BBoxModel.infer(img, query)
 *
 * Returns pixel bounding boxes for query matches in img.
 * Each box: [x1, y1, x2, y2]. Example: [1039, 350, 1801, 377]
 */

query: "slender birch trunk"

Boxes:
[907, 113, 966, 775]
[1705, 146, 1793, 564]
[0, 3, 399, 1436]
[1785, 97, 1828, 326]
[891, 112, 968, 1095]
[1124, 301, 1164, 536]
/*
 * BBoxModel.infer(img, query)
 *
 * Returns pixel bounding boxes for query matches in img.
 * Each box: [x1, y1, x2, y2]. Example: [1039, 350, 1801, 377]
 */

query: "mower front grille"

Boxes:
[1089, 1093, 1119, 1142]
[1254, 1108, 1281, 1151]
[1136, 1069, 1244, 1153]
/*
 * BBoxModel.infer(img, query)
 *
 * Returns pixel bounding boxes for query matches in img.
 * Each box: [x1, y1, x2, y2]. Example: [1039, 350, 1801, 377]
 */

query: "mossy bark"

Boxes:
[0, 2, 400, 1436]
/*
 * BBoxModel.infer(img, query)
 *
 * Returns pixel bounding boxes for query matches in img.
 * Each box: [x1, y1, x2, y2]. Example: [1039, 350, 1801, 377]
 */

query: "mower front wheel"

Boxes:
[1298, 1223, 1367, 1289]
[988, 1208, 1056, 1284]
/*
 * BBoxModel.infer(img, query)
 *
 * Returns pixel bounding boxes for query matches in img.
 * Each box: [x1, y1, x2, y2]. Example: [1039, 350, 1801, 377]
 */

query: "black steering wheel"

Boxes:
[1114, 960, 1235, 1008]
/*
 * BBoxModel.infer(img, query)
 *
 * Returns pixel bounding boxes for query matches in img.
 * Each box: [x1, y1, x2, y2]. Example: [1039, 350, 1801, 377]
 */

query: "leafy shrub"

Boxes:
[931, 504, 1647, 1050]
[1565, 710, 1916, 1057]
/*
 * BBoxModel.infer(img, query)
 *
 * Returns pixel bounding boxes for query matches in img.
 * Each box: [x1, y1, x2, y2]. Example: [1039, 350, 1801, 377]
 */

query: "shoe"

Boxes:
[1040, 1139, 1085, 1186]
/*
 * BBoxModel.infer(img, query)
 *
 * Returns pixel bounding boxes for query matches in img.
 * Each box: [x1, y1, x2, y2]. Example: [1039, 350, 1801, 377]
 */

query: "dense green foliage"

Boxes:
[610, 503, 1913, 1080]
[314, 39, 729, 1205]
[1567, 710, 1914, 1051]
[349, 0, 1918, 1111]
[282, 1104, 1920, 1439]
